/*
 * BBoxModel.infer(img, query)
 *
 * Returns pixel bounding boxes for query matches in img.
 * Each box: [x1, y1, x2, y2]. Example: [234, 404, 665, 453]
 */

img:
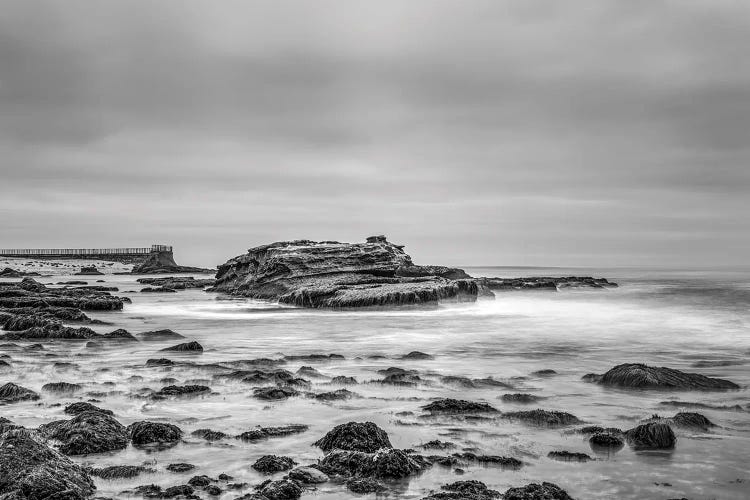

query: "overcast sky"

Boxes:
[1, 1, 748, 268]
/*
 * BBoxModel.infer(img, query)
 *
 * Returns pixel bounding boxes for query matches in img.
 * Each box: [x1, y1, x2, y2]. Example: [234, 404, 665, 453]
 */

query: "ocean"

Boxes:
[1, 262, 748, 499]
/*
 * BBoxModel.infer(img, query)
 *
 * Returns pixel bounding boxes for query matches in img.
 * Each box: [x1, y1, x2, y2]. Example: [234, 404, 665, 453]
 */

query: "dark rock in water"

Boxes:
[210, 237, 478, 308]
[452, 453, 523, 469]
[137, 276, 215, 290]
[204, 485, 222, 496]
[419, 440, 455, 450]
[140, 287, 177, 293]
[236, 424, 308, 441]
[64, 402, 113, 416]
[128, 421, 183, 447]
[283, 353, 344, 362]
[0, 382, 40, 403]
[131, 249, 213, 274]
[102, 328, 138, 341]
[191, 428, 228, 441]
[161, 341, 203, 353]
[39, 411, 128, 455]
[532, 369, 557, 377]
[75, 266, 104, 276]
[252, 455, 296, 474]
[317, 448, 428, 479]
[547, 451, 592, 462]
[422, 399, 498, 414]
[130, 484, 163, 497]
[155, 385, 210, 397]
[0, 359, 10, 369]
[314, 389, 357, 401]
[137, 329, 186, 341]
[0, 268, 41, 278]
[167, 463, 196, 473]
[42, 382, 82, 394]
[146, 358, 175, 366]
[379, 372, 422, 386]
[162, 484, 195, 498]
[89, 464, 154, 479]
[503, 482, 574, 500]
[296, 366, 325, 378]
[590, 363, 739, 390]
[625, 423, 676, 450]
[671, 412, 715, 430]
[502, 409, 582, 427]
[400, 351, 434, 360]
[252, 386, 299, 401]
[188, 475, 213, 487]
[314, 421, 392, 453]
[657, 400, 745, 412]
[287, 466, 328, 484]
[478, 276, 616, 291]
[501, 393, 543, 404]
[257, 478, 302, 500]
[346, 477, 386, 493]
[0, 428, 95, 499]
[422, 480, 501, 500]
[589, 432, 624, 450]
[331, 375, 357, 385]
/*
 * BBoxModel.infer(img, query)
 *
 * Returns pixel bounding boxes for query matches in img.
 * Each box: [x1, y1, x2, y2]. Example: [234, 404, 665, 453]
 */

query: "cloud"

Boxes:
[0, 0, 748, 267]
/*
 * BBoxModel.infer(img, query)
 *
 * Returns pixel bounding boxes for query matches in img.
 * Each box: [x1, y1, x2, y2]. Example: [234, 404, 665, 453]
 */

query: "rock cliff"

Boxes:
[210, 236, 477, 308]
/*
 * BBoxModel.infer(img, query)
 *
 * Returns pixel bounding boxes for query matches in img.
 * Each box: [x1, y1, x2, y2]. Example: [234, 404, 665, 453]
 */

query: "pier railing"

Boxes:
[0, 245, 172, 257]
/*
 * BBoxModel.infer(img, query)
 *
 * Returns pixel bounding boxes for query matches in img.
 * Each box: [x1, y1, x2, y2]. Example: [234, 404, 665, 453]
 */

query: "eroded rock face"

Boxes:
[131, 250, 214, 274]
[210, 238, 478, 308]
[0, 428, 96, 499]
[313, 421, 392, 453]
[590, 363, 739, 390]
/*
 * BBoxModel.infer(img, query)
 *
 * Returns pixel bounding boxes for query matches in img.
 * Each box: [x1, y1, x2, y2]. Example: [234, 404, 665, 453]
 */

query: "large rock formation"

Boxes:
[210, 236, 478, 308]
[131, 250, 214, 274]
[586, 363, 739, 390]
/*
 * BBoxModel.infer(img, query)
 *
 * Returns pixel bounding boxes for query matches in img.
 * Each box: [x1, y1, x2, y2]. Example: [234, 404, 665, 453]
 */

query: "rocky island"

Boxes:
[210, 236, 479, 307]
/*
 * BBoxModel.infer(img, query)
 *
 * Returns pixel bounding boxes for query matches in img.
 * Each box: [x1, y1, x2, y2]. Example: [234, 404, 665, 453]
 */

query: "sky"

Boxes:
[1, 0, 748, 268]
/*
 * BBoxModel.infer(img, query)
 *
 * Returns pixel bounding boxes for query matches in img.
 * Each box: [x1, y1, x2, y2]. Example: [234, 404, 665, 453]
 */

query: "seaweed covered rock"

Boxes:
[128, 421, 183, 447]
[346, 477, 386, 494]
[547, 451, 592, 462]
[42, 382, 82, 394]
[317, 448, 428, 479]
[237, 424, 308, 441]
[154, 385, 210, 397]
[88, 465, 153, 479]
[160, 341, 203, 353]
[0, 382, 39, 403]
[0, 428, 96, 499]
[287, 466, 328, 484]
[314, 421, 392, 453]
[257, 478, 302, 500]
[39, 411, 128, 455]
[501, 393, 543, 404]
[502, 409, 582, 427]
[589, 432, 624, 449]
[672, 412, 715, 430]
[252, 386, 299, 401]
[423, 480, 501, 500]
[625, 423, 676, 450]
[422, 399, 498, 414]
[503, 482, 574, 500]
[590, 363, 739, 390]
[210, 238, 478, 308]
[252, 455, 296, 474]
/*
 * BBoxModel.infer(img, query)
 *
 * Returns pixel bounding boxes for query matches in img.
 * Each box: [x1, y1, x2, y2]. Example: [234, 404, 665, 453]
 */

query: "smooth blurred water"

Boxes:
[1, 264, 749, 499]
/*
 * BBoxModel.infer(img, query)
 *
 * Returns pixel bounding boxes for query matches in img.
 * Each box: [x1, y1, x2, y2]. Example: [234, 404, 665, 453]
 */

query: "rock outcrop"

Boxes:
[587, 363, 739, 390]
[38, 411, 128, 455]
[0, 428, 96, 499]
[313, 421, 392, 452]
[478, 276, 617, 291]
[210, 237, 478, 308]
[131, 250, 213, 274]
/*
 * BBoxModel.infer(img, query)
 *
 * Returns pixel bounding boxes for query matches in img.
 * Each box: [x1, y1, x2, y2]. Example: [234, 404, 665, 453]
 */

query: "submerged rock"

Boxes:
[314, 388, 357, 401]
[330, 375, 357, 385]
[128, 421, 183, 447]
[210, 237, 478, 308]
[313, 421, 392, 453]
[317, 448, 428, 479]
[400, 351, 434, 360]
[589, 432, 624, 450]
[346, 477, 386, 493]
[672, 412, 715, 430]
[237, 424, 308, 441]
[503, 482, 574, 500]
[0, 428, 96, 499]
[137, 329, 186, 341]
[191, 429, 229, 441]
[625, 422, 676, 450]
[252, 386, 299, 401]
[88, 464, 153, 479]
[39, 411, 128, 455]
[155, 385, 210, 398]
[167, 463, 196, 473]
[0, 382, 39, 403]
[422, 399, 498, 414]
[501, 393, 543, 404]
[137, 277, 216, 289]
[42, 382, 82, 394]
[452, 453, 522, 468]
[252, 455, 296, 474]
[589, 363, 739, 390]
[160, 341, 203, 353]
[547, 451, 592, 462]
[287, 466, 328, 484]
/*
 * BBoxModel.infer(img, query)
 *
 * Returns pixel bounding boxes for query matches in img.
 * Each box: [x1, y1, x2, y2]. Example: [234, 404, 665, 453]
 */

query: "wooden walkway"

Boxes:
[0, 245, 172, 258]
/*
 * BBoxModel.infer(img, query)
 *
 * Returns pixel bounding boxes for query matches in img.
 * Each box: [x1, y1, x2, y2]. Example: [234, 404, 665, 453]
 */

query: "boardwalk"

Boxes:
[0, 245, 171, 259]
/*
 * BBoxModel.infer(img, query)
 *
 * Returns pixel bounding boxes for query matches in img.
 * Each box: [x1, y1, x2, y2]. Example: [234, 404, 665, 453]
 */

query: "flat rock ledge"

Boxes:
[585, 363, 739, 390]
[210, 236, 478, 308]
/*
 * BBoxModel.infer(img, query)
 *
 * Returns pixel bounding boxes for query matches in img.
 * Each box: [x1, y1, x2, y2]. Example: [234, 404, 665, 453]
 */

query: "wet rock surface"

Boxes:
[137, 277, 216, 289]
[38, 410, 128, 455]
[0, 382, 40, 403]
[503, 482, 574, 500]
[588, 363, 739, 390]
[477, 276, 617, 291]
[210, 237, 479, 307]
[128, 421, 183, 447]
[0, 428, 96, 499]
[625, 422, 676, 450]
[501, 409, 582, 427]
[421, 399, 498, 414]
[252, 455, 296, 474]
[313, 421, 392, 452]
